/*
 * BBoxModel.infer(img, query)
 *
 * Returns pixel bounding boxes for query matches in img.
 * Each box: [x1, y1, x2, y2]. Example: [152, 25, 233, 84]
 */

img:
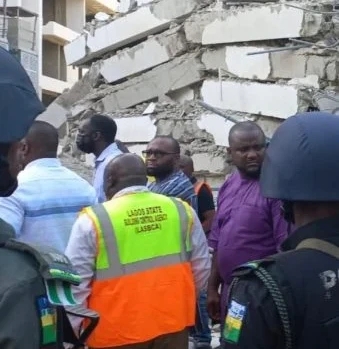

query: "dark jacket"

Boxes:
[0, 218, 49, 348]
[223, 216, 339, 349]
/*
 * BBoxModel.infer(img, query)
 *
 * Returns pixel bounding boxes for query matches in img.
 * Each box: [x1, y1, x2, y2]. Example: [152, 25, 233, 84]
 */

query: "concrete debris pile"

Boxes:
[40, 0, 339, 185]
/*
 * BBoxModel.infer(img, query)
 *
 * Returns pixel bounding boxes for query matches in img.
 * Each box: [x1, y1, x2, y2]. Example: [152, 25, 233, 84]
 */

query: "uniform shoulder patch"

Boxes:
[223, 300, 247, 344]
[36, 295, 57, 346]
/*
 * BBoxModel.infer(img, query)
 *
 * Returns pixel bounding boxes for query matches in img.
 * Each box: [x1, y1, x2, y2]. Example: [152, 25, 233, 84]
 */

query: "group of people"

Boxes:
[1, 46, 339, 349]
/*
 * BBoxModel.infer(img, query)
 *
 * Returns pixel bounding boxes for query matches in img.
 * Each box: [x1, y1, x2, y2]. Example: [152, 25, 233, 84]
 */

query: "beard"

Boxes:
[245, 167, 261, 179]
[76, 139, 95, 154]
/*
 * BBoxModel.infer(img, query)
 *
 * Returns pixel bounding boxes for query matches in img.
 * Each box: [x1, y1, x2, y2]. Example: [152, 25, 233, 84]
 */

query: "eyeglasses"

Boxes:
[142, 150, 178, 159]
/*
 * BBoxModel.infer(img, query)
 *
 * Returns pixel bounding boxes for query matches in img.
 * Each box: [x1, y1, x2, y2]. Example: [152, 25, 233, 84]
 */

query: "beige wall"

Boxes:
[43, 0, 66, 26]
[42, 40, 67, 81]
[66, 0, 85, 33]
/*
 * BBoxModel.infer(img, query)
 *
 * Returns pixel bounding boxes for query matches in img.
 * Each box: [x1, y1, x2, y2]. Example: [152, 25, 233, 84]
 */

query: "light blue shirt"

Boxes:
[0, 158, 97, 252]
[93, 142, 122, 203]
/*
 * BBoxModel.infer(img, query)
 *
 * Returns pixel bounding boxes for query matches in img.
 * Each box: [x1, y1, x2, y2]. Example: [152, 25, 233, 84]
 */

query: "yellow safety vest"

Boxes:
[83, 191, 196, 348]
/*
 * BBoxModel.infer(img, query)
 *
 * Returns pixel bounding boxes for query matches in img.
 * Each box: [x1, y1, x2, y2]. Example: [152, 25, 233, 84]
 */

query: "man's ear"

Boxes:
[20, 140, 29, 156]
[226, 147, 232, 164]
[92, 131, 101, 142]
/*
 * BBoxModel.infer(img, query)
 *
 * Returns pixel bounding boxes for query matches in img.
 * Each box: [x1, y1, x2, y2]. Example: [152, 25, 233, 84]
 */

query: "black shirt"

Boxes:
[190, 177, 215, 223]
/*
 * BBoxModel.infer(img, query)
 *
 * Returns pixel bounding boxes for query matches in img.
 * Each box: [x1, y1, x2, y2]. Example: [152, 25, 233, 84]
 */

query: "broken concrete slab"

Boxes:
[197, 113, 236, 147]
[256, 116, 281, 138]
[64, 35, 87, 66]
[184, 5, 323, 45]
[192, 153, 225, 173]
[270, 50, 307, 79]
[100, 27, 187, 83]
[100, 54, 205, 111]
[115, 116, 157, 142]
[202, 46, 334, 81]
[38, 102, 68, 137]
[168, 86, 195, 104]
[288, 75, 320, 89]
[201, 79, 300, 119]
[306, 55, 330, 79]
[65, 0, 201, 66]
[225, 46, 271, 80]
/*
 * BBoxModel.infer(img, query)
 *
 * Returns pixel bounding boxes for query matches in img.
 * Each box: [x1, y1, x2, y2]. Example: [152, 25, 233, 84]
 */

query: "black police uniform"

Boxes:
[223, 216, 339, 349]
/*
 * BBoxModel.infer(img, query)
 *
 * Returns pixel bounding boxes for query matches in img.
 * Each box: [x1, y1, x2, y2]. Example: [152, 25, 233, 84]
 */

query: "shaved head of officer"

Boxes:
[104, 153, 148, 200]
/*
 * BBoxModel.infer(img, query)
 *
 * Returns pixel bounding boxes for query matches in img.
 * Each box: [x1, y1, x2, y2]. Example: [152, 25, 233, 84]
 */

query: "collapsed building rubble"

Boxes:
[41, 0, 339, 186]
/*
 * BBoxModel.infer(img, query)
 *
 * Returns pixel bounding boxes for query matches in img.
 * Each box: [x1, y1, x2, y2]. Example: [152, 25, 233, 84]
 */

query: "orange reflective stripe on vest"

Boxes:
[84, 192, 196, 348]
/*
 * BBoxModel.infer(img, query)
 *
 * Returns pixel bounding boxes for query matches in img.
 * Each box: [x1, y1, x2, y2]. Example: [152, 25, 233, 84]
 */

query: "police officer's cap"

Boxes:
[0, 47, 45, 143]
[260, 112, 339, 202]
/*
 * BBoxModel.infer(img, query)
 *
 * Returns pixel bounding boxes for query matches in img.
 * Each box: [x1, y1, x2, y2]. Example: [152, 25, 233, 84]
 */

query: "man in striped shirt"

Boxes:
[145, 136, 211, 349]
[0, 121, 97, 252]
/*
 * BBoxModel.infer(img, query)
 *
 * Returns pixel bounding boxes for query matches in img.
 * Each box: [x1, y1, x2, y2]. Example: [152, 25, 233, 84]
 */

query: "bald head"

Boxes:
[228, 121, 265, 146]
[26, 121, 58, 154]
[104, 153, 148, 199]
[227, 121, 266, 178]
[179, 154, 194, 178]
[20, 121, 58, 167]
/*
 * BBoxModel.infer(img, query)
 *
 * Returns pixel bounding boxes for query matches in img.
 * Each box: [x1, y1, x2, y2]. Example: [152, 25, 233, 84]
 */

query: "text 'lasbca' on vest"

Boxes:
[83, 191, 196, 348]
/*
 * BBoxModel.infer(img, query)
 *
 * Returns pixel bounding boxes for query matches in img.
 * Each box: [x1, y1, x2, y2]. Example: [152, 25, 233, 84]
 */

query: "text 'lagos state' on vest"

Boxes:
[124, 206, 168, 234]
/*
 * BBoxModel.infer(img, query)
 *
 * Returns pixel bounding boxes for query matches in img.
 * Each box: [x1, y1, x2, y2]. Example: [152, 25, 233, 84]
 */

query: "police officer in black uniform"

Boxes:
[223, 111, 339, 349]
[0, 47, 98, 348]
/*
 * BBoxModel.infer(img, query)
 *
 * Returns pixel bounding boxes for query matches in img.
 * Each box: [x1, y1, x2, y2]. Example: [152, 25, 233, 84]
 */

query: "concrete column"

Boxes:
[66, 0, 85, 33]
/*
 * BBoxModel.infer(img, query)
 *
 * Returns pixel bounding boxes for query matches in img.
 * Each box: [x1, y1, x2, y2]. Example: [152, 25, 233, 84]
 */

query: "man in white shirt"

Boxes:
[0, 120, 97, 252]
[65, 154, 211, 348]
[76, 114, 122, 202]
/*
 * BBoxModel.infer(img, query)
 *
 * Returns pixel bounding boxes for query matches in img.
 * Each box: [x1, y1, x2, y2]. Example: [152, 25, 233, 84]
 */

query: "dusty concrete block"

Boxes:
[128, 144, 147, 156]
[202, 48, 227, 71]
[288, 75, 319, 88]
[271, 50, 307, 79]
[100, 54, 204, 111]
[38, 103, 68, 137]
[184, 5, 322, 45]
[65, 0, 200, 66]
[192, 153, 225, 173]
[315, 89, 339, 114]
[197, 113, 236, 147]
[172, 120, 207, 142]
[156, 120, 175, 135]
[64, 35, 86, 66]
[306, 56, 328, 79]
[256, 116, 282, 139]
[168, 87, 194, 103]
[203, 46, 310, 80]
[115, 116, 157, 142]
[100, 28, 187, 83]
[326, 61, 338, 81]
[225, 46, 270, 80]
[201, 79, 299, 119]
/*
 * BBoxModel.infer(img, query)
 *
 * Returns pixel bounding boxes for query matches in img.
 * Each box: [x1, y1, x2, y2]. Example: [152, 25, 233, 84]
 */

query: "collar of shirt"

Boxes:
[281, 215, 339, 251]
[25, 158, 61, 170]
[95, 143, 119, 165]
[113, 185, 149, 199]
